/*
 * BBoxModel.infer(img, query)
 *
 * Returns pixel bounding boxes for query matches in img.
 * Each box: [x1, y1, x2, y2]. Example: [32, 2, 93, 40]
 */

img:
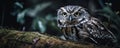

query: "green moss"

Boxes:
[0, 29, 113, 48]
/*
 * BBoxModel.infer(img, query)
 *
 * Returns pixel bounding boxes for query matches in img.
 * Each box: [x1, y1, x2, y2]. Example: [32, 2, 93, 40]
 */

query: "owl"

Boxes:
[57, 5, 117, 45]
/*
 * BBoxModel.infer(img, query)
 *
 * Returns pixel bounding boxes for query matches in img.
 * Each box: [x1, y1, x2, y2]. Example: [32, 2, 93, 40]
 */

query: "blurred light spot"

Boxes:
[116, 11, 120, 15]
[105, 2, 112, 6]
[38, 21, 45, 33]
[17, 9, 28, 24]
[15, 2, 23, 8]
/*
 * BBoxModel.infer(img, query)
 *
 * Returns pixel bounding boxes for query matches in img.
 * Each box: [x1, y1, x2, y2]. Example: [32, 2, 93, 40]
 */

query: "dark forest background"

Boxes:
[0, 0, 120, 46]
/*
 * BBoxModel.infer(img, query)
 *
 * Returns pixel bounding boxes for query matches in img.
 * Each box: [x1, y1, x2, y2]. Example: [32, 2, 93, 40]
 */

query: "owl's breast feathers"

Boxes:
[60, 17, 117, 45]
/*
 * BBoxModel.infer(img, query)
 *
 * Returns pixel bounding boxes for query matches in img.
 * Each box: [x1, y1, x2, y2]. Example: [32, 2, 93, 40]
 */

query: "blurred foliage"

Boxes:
[12, 1, 61, 36]
[0, 0, 120, 47]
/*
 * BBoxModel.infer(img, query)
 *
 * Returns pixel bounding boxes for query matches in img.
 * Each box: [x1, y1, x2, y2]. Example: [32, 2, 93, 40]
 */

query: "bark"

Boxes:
[0, 29, 111, 48]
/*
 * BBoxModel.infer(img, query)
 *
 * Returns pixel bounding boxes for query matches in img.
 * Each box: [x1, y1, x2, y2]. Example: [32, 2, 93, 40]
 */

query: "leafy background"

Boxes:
[0, 0, 120, 46]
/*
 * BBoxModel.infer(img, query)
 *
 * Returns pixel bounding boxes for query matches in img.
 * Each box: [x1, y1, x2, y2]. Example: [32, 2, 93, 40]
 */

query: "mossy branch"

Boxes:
[0, 29, 111, 48]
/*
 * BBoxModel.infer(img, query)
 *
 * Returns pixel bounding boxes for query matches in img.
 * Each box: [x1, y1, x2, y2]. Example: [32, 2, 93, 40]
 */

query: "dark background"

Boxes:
[0, 0, 120, 28]
[0, 0, 120, 46]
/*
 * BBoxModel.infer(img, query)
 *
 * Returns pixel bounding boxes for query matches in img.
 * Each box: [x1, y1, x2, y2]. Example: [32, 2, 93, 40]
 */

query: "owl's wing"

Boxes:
[85, 17, 117, 44]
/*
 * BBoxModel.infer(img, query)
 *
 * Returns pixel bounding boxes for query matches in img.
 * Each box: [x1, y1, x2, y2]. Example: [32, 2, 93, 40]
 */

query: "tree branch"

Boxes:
[0, 29, 110, 48]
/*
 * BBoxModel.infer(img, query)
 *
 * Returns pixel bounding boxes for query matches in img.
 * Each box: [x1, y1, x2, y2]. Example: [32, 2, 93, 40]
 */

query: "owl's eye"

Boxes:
[62, 12, 67, 17]
[74, 12, 81, 17]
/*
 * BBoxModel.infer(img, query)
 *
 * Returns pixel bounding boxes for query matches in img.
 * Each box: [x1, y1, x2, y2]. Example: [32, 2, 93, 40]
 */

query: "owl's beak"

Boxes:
[68, 16, 72, 21]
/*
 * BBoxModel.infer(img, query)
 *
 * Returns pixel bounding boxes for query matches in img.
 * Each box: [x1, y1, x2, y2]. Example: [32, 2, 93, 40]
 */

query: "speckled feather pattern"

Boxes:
[57, 5, 117, 45]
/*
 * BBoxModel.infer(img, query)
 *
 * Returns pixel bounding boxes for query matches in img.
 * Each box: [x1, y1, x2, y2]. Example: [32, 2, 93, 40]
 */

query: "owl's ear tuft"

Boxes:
[56, 7, 63, 12]
[56, 7, 64, 11]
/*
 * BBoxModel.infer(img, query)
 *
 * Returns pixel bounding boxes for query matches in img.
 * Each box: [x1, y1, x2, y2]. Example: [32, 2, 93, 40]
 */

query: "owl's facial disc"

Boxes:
[57, 5, 89, 27]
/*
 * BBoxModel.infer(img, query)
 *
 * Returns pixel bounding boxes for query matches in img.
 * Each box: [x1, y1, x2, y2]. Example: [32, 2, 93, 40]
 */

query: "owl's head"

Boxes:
[57, 5, 90, 27]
